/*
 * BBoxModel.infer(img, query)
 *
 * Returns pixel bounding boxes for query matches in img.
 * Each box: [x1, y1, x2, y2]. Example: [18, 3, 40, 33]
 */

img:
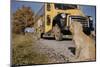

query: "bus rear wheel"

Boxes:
[54, 24, 62, 41]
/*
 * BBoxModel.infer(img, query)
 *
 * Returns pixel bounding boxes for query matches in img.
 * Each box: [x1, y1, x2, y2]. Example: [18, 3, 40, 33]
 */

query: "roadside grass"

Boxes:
[12, 34, 48, 65]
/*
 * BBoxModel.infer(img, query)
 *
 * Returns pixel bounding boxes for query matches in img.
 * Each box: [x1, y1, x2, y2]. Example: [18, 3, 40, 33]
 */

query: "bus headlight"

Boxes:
[61, 13, 66, 18]
[89, 16, 93, 21]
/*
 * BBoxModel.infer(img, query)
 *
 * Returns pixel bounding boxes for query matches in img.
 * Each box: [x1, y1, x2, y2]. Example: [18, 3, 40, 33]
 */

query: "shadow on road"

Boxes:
[68, 47, 76, 55]
[42, 37, 72, 41]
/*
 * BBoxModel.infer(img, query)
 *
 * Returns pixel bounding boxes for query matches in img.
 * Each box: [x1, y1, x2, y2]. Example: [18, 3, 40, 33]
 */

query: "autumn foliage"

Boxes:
[12, 5, 35, 34]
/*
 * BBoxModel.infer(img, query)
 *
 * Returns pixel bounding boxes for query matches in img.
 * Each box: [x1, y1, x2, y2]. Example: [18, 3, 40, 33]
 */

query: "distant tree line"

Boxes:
[12, 5, 35, 34]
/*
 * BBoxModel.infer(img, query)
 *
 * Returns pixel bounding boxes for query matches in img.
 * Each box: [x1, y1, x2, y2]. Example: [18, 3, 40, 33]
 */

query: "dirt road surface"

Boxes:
[35, 37, 76, 64]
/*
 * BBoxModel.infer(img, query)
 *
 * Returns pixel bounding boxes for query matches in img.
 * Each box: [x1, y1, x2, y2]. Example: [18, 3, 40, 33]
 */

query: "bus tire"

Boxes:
[54, 24, 62, 41]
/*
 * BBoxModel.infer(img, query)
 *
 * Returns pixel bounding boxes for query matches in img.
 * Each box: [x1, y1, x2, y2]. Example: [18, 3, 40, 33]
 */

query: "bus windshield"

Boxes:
[55, 4, 78, 10]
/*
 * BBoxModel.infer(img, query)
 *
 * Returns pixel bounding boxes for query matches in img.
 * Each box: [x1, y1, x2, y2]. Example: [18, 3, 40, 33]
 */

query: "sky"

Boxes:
[11, 1, 44, 14]
[11, 1, 96, 28]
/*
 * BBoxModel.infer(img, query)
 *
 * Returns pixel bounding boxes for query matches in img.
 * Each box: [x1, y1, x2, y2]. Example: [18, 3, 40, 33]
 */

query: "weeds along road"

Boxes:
[35, 37, 76, 63]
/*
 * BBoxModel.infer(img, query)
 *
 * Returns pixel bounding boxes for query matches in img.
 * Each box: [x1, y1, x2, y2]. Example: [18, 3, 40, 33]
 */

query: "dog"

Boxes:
[69, 21, 96, 61]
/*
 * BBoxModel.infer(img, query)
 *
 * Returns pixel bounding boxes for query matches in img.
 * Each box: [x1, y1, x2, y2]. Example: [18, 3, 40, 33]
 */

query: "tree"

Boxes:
[12, 5, 35, 34]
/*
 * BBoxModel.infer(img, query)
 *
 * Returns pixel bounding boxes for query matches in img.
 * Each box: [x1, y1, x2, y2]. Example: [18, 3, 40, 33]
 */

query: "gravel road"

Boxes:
[35, 37, 76, 63]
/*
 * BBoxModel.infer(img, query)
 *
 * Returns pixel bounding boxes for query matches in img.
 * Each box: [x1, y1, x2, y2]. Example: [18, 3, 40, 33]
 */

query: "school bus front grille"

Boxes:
[71, 16, 89, 27]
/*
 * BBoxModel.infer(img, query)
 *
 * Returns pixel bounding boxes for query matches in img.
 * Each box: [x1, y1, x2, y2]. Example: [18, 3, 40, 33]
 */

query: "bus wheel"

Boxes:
[54, 24, 62, 41]
[41, 33, 44, 38]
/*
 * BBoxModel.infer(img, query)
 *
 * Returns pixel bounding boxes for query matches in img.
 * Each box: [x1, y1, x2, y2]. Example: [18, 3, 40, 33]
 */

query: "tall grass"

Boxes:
[12, 34, 48, 65]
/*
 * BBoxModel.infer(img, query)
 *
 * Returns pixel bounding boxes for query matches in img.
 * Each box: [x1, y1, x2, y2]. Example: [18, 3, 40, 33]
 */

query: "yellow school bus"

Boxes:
[35, 3, 94, 40]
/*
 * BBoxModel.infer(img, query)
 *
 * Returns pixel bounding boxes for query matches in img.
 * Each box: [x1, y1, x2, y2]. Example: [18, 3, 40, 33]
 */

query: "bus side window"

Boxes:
[47, 15, 51, 25]
[47, 3, 51, 11]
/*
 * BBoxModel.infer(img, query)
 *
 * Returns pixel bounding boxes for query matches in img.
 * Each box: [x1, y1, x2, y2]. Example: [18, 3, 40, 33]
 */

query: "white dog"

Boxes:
[69, 21, 96, 61]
